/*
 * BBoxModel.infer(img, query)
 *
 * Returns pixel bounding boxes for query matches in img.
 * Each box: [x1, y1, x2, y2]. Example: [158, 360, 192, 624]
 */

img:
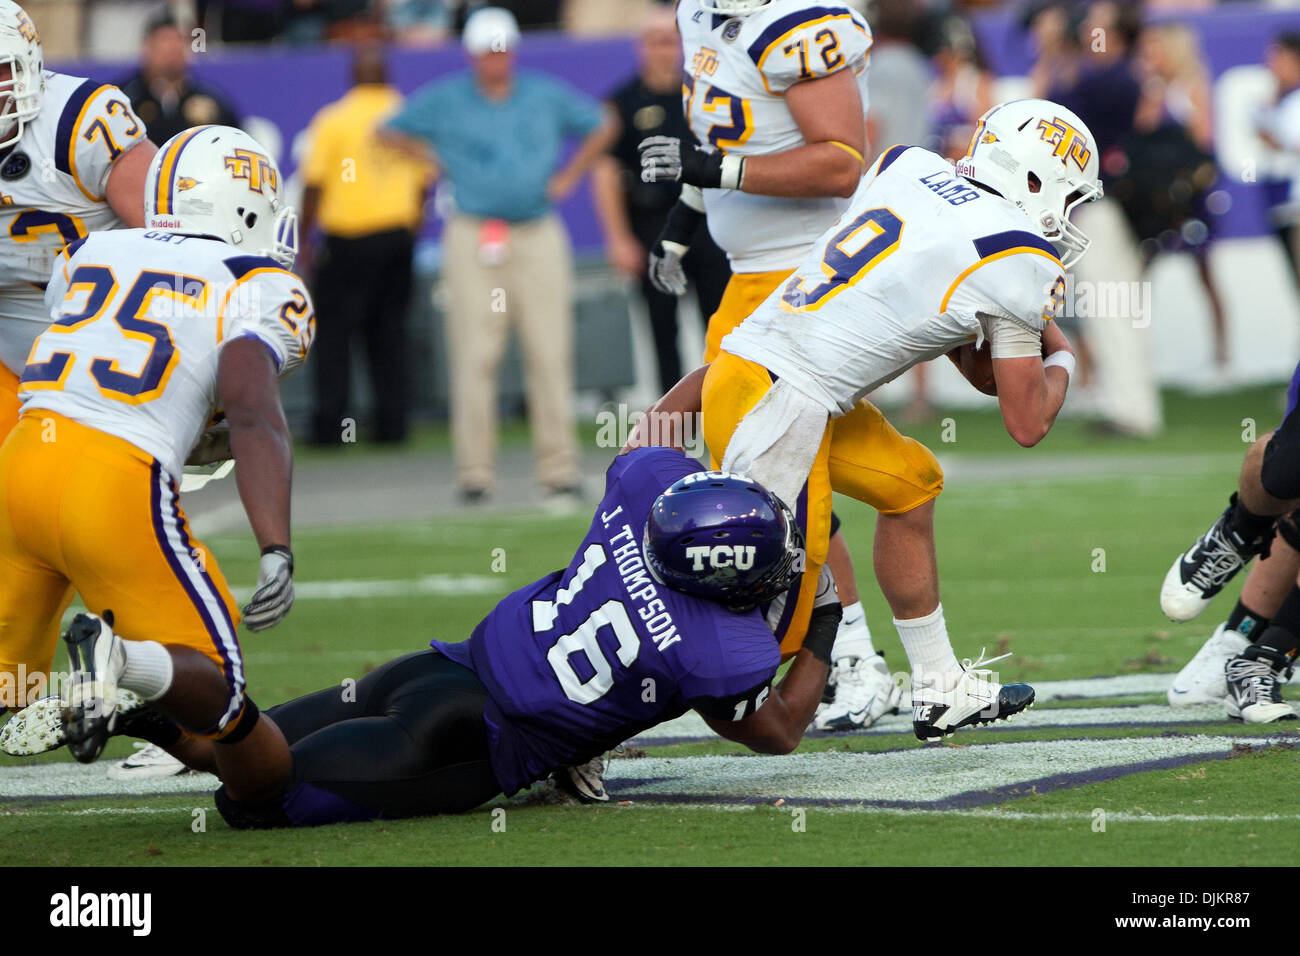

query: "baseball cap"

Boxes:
[463, 7, 520, 56]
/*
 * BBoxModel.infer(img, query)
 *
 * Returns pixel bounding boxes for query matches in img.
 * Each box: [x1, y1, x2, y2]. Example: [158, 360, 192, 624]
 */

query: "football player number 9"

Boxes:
[23, 266, 206, 403]
[532, 543, 642, 705]
[781, 206, 904, 311]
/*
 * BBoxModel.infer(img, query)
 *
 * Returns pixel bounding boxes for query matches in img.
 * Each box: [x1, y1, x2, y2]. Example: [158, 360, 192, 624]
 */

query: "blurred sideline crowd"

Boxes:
[24, 0, 1300, 498]
[31, 0, 1290, 57]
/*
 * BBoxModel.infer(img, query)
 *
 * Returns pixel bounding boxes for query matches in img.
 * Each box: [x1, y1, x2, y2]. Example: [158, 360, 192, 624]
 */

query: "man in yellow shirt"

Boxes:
[299, 45, 433, 445]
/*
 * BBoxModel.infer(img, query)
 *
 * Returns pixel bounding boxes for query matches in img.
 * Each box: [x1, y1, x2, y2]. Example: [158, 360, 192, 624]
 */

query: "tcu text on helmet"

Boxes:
[685, 544, 756, 571]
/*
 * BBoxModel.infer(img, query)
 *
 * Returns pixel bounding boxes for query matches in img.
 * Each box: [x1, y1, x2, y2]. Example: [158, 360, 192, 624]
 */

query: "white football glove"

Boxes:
[645, 184, 706, 297]
[648, 239, 689, 296]
[242, 547, 294, 632]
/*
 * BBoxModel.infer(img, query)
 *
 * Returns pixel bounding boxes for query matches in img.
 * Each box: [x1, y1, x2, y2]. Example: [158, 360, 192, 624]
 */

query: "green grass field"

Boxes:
[3, 386, 1299, 866]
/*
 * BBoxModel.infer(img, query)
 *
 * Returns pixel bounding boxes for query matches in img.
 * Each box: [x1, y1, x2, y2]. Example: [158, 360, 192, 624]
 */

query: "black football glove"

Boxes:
[639, 135, 746, 191]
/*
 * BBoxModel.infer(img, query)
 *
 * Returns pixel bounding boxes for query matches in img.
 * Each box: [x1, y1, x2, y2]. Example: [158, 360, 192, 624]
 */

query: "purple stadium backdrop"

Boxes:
[52, 2, 1300, 252]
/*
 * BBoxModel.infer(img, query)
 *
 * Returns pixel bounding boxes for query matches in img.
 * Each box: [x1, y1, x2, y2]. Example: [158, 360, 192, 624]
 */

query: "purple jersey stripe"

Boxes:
[54, 79, 99, 176]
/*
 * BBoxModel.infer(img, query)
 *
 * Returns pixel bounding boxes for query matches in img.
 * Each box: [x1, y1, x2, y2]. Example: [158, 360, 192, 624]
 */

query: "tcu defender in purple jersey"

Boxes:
[0, 447, 838, 826]
[214, 446, 836, 826]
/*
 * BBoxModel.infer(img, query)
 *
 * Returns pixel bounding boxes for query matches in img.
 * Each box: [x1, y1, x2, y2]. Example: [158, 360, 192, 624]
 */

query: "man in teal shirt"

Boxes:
[381, 7, 614, 504]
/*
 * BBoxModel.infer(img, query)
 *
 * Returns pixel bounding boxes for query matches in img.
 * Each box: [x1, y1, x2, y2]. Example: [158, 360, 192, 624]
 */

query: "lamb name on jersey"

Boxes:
[677, 0, 872, 272]
[20, 228, 314, 479]
[721, 145, 1068, 415]
[0, 72, 147, 374]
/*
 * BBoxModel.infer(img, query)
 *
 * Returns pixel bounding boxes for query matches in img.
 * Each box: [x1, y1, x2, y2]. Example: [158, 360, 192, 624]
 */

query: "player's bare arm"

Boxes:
[219, 335, 297, 633]
[621, 364, 708, 453]
[640, 68, 865, 198]
[992, 324, 1074, 448]
[219, 336, 293, 551]
[704, 608, 837, 754]
[733, 68, 865, 198]
[103, 139, 158, 227]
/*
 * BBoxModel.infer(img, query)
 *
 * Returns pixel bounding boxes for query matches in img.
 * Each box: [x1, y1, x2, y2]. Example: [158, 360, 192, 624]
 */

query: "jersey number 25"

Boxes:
[23, 266, 205, 403]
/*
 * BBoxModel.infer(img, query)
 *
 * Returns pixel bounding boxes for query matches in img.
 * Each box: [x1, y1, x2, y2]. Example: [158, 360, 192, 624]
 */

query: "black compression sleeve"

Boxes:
[801, 602, 843, 665]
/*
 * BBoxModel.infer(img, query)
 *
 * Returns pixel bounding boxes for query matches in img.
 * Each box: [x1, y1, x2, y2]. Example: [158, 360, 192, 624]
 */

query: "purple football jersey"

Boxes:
[432, 448, 781, 795]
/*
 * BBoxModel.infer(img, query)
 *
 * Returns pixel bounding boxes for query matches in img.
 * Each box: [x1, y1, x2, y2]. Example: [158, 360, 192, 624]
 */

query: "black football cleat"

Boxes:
[61, 612, 127, 764]
[1161, 499, 1270, 622]
[1224, 647, 1299, 724]
[911, 650, 1035, 740]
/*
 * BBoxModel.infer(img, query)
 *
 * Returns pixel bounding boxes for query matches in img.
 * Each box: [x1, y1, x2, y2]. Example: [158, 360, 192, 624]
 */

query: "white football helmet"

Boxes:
[0, 1, 44, 150]
[144, 125, 298, 269]
[699, 0, 773, 15]
[955, 98, 1103, 268]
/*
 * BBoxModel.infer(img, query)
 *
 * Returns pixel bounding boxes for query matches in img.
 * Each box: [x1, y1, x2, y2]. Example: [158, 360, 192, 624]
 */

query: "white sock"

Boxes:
[119, 641, 174, 701]
[894, 604, 960, 685]
[831, 601, 876, 662]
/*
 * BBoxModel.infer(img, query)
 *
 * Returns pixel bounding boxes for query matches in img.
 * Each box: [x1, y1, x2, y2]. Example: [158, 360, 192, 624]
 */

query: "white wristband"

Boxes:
[720, 154, 746, 191]
[1042, 350, 1076, 380]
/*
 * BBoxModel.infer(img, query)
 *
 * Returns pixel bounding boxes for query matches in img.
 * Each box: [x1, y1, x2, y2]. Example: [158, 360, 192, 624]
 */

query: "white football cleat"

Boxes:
[552, 755, 609, 803]
[0, 695, 66, 756]
[1, 688, 146, 756]
[1166, 622, 1249, 707]
[814, 653, 902, 731]
[1160, 504, 1263, 622]
[106, 742, 191, 780]
[911, 650, 1035, 740]
[1224, 650, 1299, 723]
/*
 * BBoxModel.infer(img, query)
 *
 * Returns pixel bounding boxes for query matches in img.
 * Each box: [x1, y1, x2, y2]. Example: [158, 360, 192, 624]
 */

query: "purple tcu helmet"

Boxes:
[642, 470, 804, 612]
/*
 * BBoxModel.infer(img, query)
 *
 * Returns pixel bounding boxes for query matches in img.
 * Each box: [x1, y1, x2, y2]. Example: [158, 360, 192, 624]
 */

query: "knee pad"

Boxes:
[204, 697, 260, 744]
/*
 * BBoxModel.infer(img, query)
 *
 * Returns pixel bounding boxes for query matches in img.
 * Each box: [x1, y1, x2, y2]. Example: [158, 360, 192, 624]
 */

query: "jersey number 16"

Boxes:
[532, 543, 642, 706]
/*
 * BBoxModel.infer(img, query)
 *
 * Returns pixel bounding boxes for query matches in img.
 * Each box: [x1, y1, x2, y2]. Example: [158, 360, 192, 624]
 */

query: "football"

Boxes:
[949, 341, 998, 396]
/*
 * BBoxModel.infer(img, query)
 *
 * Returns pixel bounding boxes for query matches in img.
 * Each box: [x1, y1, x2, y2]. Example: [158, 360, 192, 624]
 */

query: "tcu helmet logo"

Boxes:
[681, 470, 752, 487]
[685, 544, 756, 572]
[1036, 117, 1092, 172]
[224, 148, 279, 195]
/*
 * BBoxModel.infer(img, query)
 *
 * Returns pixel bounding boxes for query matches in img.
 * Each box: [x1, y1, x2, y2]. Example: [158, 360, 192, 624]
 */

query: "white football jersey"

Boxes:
[0, 71, 147, 375]
[21, 229, 315, 479]
[721, 145, 1068, 415]
[677, 0, 872, 273]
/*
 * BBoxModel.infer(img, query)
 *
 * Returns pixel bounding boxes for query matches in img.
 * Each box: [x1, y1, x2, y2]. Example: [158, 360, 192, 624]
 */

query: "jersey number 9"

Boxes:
[781, 206, 904, 312]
